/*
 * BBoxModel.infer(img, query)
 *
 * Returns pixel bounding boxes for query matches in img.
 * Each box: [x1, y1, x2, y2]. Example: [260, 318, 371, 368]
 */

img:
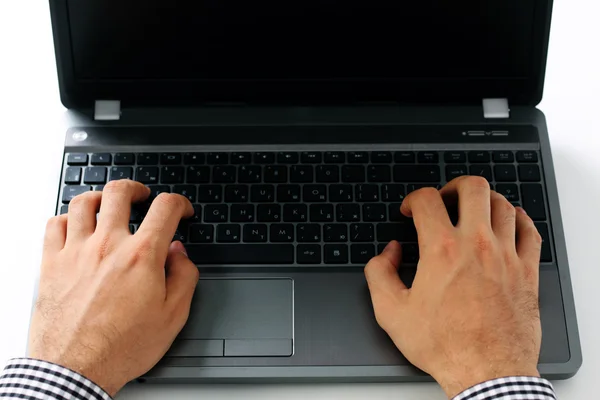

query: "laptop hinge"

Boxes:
[94, 100, 121, 121]
[482, 98, 510, 119]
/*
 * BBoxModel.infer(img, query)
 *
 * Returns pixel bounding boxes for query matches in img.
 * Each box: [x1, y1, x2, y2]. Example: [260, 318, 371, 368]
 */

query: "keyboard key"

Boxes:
[303, 185, 327, 202]
[251, 185, 275, 202]
[350, 223, 375, 242]
[136, 167, 159, 184]
[173, 185, 197, 203]
[418, 152, 438, 163]
[297, 224, 321, 242]
[148, 185, 170, 199]
[129, 224, 138, 234]
[356, 184, 379, 202]
[521, 184, 546, 221]
[238, 165, 262, 183]
[329, 184, 353, 202]
[62, 186, 91, 203]
[519, 165, 541, 182]
[270, 224, 294, 242]
[407, 184, 441, 194]
[217, 224, 241, 243]
[277, 152, 299, 164]
[351, 244, 375, 264]
[496, 184, 520, 202]
[137, 153, 159, 165]
[198, 185, 222, 203]
[189, 224, 214, 243]
[310, 204, 334, 222]
[316, 165, 340, 182]
[324, 151, 345, 163]
[535, 223, 552, 262]
[225, 185, 249, 203]
[257, 204, 281, 222]
[342, 166, 366, 182]
[114, 153, 135, 165]
[231, 152, 252, 164]
[324, 224, 348, 242]
[173, 228, 187, 243]
[283, 204, 308, 222]
[64, 167, 82, 184]
[336, 204, 361, 222]
[494, 165, 517, 182]
[84, 167, 107, 184]
[297, 245, 322, 264]
[254, 152, 275, 164]
[161, 153, 182, 165]
[388, 203, 403, 221]
[187, 244, 294, 264]
[91, 153, 112, 165]
[363, 204, 387, 222]
[191, 204, 202, 222]
[348, 152, 369, 163]
[161, 166, 184, 184]
[394, 165, 440, 182]
[205, 204, 228, 222]
[264, 166, 287, 183]
[493, 151, 515, 163]
[207, 153, 228, 164]
[277, 185, 301, 202]
[402, 243, 420, 264]
[446, 165, 468, 181]
[444, 152, 466, 163]
[377, 221, 418, 242]
[213, 166, 236, 183]
[517, 151, 538, 163]
[67, 153, 88, 166]
[468, 151, 490, 163]
[130, 205, 147, 222]
[184, 153, 205, 165]
[367, 165, 392, 182]
[381, 184, 405, 202]
[290, 165, 314, 183]
[187, 166, 210, 183]
[324, 244, 348, 264]
[243, 224, 268, 243]
[469, 165, 493, 182]
[60, 205, 68, 215]
[231, 204, 255, 222]
[301, 152, 322, 164]
[109, 167, 133, 181]
[394, 152, 415, 163]
[371, 151, 392, 163]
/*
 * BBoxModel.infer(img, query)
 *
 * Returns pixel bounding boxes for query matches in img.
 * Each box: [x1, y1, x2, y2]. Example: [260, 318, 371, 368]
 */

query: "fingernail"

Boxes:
[382, 241, 395, 254]
[170, 241, 188, 257]
[516, 207, 527, 215]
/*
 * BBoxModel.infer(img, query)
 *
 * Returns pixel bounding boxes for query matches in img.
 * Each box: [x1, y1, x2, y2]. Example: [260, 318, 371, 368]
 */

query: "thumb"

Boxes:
[165, 241, 199, 323]
[364, 241, 409, 325]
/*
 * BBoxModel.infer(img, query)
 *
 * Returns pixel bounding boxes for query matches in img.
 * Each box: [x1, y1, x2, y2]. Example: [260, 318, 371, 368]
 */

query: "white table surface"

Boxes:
[1, 2, 599, 399]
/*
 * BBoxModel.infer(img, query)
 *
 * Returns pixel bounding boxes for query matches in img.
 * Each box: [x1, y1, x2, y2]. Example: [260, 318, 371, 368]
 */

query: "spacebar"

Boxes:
[187, 245, 295, 265]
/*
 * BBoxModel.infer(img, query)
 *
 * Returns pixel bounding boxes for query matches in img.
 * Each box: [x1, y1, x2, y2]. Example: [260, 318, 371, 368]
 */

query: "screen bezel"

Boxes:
[49, 0, 553, 109]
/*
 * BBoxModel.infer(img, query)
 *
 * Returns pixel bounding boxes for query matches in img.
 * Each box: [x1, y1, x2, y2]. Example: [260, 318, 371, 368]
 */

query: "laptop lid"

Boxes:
[49, 0, 553, 109]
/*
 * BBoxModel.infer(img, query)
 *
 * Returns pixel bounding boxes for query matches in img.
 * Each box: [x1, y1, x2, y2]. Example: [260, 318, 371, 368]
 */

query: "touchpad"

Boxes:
[166, 278, 294, 357]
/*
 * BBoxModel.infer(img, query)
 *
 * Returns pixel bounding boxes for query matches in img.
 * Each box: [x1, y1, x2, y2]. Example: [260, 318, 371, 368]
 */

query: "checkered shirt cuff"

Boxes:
[0, 358, 112, 400]
[453, 376, 556, 400]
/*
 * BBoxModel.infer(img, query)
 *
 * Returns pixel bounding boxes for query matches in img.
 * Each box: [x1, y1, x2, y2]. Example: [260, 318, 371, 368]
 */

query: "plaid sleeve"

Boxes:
[0, 358, 112, 400]
[453, 376, 557, 400]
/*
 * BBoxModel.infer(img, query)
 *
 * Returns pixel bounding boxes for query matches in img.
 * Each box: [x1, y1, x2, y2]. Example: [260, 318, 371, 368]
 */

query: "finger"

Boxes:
[365, 241, 408, 325]
[43, 215, 68, 254]
[515, 207, 542, 275]
[490, 191, 517, 247]
[137, 193, 194, 259]
[400, 188, 453, 243]
[165, 242, 199, 328]
[439, 176, 491, 230]
[96, 180, 150, 232]
[66, 192, 103, 243]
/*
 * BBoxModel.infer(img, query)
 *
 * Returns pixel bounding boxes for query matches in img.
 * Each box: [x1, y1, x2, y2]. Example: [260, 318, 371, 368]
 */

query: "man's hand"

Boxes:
[365, 176, 543, 398]
[28, 180, 199, 396]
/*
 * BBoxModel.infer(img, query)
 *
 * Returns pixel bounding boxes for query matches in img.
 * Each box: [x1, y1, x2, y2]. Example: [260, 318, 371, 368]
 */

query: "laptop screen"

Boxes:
[68, 0, 536, 82]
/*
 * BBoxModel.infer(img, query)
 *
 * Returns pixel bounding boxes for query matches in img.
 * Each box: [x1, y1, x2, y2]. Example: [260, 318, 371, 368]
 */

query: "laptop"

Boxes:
[48, 0, 581, 384]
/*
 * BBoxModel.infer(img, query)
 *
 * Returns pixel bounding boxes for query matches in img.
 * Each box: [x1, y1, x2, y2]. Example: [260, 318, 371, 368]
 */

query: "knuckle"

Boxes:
[69, 192, 94, 208]
[473, 226, 495, 253]
[45, 216, 63, 230]
[464, 175, 490, 189]
[155, 192, 183, 208]
[104, 179, 133, 193]
[410, 187, 439, 202]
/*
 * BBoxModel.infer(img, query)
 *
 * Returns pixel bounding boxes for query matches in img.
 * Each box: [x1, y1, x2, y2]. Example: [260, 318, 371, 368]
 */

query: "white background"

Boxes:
[0, 1, 598, 399]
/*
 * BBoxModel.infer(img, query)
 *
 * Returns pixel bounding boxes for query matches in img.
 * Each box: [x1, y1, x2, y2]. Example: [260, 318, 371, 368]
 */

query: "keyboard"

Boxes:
[59, 150, 553, 266]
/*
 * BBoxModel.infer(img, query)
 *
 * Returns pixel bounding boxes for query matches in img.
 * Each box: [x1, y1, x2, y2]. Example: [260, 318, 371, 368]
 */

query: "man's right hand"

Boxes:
[365, 176, 543, 399]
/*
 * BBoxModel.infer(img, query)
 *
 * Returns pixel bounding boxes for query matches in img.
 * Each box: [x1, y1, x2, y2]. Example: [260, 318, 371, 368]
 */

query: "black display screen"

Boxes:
[68, 0, 537, 82]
